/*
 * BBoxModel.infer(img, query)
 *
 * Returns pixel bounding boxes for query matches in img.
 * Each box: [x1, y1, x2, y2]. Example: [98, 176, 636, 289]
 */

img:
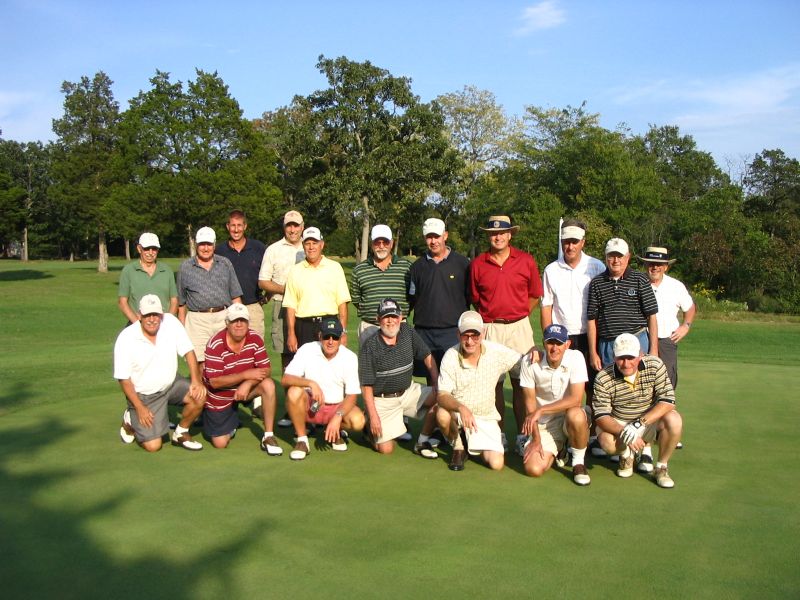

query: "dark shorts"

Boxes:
[129, 376, 190, 442]
[203, 404, 240, 438]
[413, 326, 459, 376]
[658, 337, 678, 389]
[288, 316, 336, 363]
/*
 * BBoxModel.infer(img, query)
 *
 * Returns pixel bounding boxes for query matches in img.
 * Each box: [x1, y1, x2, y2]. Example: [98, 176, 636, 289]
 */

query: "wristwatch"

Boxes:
[335, 410, 345, 417]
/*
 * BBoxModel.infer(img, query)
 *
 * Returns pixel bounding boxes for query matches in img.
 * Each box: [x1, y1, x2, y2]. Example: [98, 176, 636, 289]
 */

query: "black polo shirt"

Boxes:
[408, 249, 470, 329]
[587, 268, 658, 338]
[358, 323, 431, 396]
[215, 238, 266, 305]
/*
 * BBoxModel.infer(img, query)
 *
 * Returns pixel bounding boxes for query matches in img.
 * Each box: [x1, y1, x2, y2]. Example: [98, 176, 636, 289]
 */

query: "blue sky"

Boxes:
[2, 0, 799, 165]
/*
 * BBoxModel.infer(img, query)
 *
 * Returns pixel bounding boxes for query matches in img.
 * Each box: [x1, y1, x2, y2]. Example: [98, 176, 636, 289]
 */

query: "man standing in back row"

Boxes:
[216, 209, 267, 339]
[118, 232, 178, 323]
[470, 215, 543, 456]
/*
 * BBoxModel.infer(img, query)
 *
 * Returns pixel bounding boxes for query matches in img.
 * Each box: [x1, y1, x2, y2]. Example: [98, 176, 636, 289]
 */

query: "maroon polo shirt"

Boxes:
[469, 247, 543, 322]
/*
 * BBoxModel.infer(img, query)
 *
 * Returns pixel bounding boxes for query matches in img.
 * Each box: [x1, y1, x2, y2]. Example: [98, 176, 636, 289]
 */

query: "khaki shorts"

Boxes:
[185, 310, 227, 361]
[484, 318, 534, 378]
[245, 302, 266, 342]
[458, 414, 503, 453]
[613, 417, 659, 443]
[539, 406, 591, 455]
[374, 382, 432, 444]
[270, 300, 286, 353]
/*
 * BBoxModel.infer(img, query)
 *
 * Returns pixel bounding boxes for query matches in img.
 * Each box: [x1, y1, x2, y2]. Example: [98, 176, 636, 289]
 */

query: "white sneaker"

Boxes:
[171, 429, 203, 451]
[331, 432, 348, 452]
[515, 434, 529, 457]
[119, 409, 135, 444]
[636, 453, 654, 473]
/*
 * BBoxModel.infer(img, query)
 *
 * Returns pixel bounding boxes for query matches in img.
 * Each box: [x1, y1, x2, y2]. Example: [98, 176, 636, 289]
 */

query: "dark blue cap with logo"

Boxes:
[320, 317, 343, 338]
[543, 324, 569, 343]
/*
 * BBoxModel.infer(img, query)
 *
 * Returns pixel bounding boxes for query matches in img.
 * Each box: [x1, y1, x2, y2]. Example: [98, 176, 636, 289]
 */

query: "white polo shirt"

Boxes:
[113, 314, 194, 395]
[284, 341, 360, 404]
[541, 252, 605, 335]
[258, 237, 304, 301]
[519, 348, 588, 424]
[652, 274, 694, 338]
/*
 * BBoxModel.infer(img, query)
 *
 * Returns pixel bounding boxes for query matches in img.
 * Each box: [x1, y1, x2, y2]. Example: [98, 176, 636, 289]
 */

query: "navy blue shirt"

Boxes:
[215, 238, 267, 305]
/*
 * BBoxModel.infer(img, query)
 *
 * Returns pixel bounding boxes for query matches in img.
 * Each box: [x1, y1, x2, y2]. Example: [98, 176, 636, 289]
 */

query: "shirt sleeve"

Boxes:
[343, 352, 361, 395]
[358, 343, 376, 387]
[258, 246, 275, 282]
[176, 264, 187, 305]
[113, 333, 132, 380]
[118, 265, 131, 298]
[591, 368, 613, 419]
[167, 266, 178, 299]
[437, 349, 458, 395]
[411, 328, 432, 361]
[640, 274, 659, 316]
[518, 355, 535, 389]
[227, 260, 243, 299]
[653, 360, 676, 405]
[282, 267, 298, 310]
[586, 278, 599, 321]
[678, 282, 694, 312]
[169, 315, 194, 357]
[334, 262, 351, 305]
[527, 255, 543, 298]
[567, 351, 589, 384]
[541, 268, 554, 307]
[349, 264, 362, 309]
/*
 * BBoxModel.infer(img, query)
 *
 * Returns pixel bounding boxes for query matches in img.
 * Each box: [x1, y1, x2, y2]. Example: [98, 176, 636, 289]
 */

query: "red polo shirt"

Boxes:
[470, 247, 543, 322]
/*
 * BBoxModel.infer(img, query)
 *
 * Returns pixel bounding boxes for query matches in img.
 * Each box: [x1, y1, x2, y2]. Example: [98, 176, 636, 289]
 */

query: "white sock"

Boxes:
[621, 446, 632, 459]
[451, 433, 464, 450]
[657, 461, 668, 469]
[571, 447, 587, 466]
[642, 445, 653, 458]
[417, 434, 430, 445]
[175, 425, 189, 436]
[296, 435, 308, 444]
[263, 431, 274, 440]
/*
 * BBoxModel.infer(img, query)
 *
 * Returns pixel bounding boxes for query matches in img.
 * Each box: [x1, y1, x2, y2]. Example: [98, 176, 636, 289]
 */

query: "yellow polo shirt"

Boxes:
[282, 256, 351, 317]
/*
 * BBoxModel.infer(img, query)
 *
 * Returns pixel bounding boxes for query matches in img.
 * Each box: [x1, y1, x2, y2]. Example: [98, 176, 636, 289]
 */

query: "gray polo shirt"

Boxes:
[177, 255, 243, 311]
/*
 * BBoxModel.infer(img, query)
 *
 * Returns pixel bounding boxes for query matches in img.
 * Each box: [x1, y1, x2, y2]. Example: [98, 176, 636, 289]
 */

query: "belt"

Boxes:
[377, 391, 404, 398]
[298, 315, 336, 323]
[190, 306, 226, 313]
[486, 317, 524, 324]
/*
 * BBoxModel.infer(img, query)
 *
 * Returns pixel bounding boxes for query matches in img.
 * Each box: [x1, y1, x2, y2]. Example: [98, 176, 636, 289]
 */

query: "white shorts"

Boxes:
[458, 414, 504, 453]
[374, 382, 432, 444]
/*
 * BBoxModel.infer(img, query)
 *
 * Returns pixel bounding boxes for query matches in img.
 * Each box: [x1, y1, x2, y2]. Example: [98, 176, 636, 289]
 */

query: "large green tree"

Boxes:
[51, 71, 120, 270]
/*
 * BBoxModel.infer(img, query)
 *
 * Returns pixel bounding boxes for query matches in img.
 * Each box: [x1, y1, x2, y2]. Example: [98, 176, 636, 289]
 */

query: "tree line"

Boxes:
[1, 55, 798, 313]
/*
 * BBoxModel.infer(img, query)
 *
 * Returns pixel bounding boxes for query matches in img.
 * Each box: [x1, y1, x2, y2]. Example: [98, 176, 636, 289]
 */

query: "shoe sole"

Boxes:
[171, 440, 203, 451]
[119, 425, 135, 444]
[616, 469, 633, 478]
[637, 465, 654, 473]
[574, 477, 591, 486]
[289, 452, 307, 460]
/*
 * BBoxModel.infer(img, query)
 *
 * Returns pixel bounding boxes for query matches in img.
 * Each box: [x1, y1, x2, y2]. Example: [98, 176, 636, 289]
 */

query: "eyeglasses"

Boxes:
[460, 332, 480, 341]
[372, 239, 391, 247]
[321, 334, 340, 341]
[142, 247, 159, 252]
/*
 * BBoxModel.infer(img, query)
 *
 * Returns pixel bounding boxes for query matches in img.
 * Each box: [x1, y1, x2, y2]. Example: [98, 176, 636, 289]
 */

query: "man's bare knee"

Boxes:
[140, 439, 162, 452]
[376, 441, 395, 454]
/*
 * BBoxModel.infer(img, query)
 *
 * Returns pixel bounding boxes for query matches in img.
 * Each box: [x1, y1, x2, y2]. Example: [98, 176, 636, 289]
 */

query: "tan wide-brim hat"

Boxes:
[638, 246, 677, 264]
[480, 215, 520, 233]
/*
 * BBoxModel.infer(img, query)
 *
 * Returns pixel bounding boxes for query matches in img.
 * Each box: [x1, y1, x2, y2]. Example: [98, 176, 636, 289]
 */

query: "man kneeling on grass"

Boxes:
[115, 295, 206, 452]
[519, 324, 591, 486]
[202, 303, 282, 455]
[281, 317, 365, 460]
[592, 333, 682, 488]
[436, 311, 523, 472]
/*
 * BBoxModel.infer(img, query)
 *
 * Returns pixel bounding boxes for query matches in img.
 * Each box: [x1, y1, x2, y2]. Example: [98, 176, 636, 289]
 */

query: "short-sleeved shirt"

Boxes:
[113, 314, 193, 395]
[592, 355, 675, 422]
[541, 253, 605, 335]
[177, 255, 243, 311]
[358, 323, 431, 396]
[469, 247, 543, 322]
[408, 248, 470, 329]
[258, 237, 305, 302]
[438, 341, 522, 420]
[652, 274, 694, 338]
[586, 268, 658, 339]
[203, 329, 270, 411]
[118, 261, 178, 315]
[519, 349, 588, 424]
[215, 238, 266, 305]
[285, 341, 360, 405]
[282, 256, 351, 318]
[350, 255, 412, 324]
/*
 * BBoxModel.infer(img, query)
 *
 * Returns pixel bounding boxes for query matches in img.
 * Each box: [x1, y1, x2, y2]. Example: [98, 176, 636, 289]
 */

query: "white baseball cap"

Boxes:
[605, 238, 629, 256]
[138, 294, 163, 316]
[423, 218, 446, 236]
[196, 226, 216, 245]
[302, 227, 323, 241]
[613, 333, 641, 358]
[458, 310, 484, 334]
[371, 224, 393, 241]
[138, 232, 160, 248]
[226, 303, 250, 322]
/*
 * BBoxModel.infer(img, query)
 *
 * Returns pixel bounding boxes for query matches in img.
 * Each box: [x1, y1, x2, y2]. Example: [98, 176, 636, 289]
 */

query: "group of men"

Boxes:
[114, 210, 694, 488]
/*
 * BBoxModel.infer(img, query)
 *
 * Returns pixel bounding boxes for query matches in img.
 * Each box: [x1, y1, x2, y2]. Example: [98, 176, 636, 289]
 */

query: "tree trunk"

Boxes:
[360, 194, 370, 262]
[188, 224, 196, 257]
[98, 229, 109, 273]
[22, 226, 29, 262]
[124, 238, 130, 260]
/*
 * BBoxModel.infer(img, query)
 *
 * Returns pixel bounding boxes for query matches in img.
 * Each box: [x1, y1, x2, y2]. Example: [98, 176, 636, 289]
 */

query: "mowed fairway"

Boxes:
[1, 260, 798, 599]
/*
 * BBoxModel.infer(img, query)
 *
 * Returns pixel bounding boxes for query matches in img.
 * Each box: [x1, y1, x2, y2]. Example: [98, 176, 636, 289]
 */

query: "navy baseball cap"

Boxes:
[543, 324, 569, 344]
[320, 317, 343, 338]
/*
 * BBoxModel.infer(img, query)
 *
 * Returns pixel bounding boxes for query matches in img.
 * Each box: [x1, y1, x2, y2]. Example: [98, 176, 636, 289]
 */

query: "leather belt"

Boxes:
[487, 317, 524, 324]
[190, 306, 226, 313]
[378, 391, 404, 398]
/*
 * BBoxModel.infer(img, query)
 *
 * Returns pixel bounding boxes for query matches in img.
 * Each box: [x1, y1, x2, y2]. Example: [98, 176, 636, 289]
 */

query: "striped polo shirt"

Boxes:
[592, 355, 675, 422]
[350, 255, 412, 324]
[203, 329, 270, 411]
[358, 323, 431, 396]
[586, 268, 658, 338]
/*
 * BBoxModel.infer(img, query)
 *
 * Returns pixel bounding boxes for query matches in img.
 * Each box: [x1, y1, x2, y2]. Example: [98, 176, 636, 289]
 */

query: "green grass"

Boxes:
[1, 259, 799, 599]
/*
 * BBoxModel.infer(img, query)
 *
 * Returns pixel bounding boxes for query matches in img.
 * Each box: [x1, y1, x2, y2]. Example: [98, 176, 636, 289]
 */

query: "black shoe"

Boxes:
[449, 449, 466, 471]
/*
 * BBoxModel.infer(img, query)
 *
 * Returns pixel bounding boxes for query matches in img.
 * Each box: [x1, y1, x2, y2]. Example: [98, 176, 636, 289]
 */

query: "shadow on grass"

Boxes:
[0, 418, 272, 599]
[0, 381, 34, 413]
[0, 269, 53, 282]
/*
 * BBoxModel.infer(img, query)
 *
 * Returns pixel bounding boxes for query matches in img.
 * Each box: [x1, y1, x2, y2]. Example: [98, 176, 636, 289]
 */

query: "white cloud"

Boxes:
[515, 1, 566, 36]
